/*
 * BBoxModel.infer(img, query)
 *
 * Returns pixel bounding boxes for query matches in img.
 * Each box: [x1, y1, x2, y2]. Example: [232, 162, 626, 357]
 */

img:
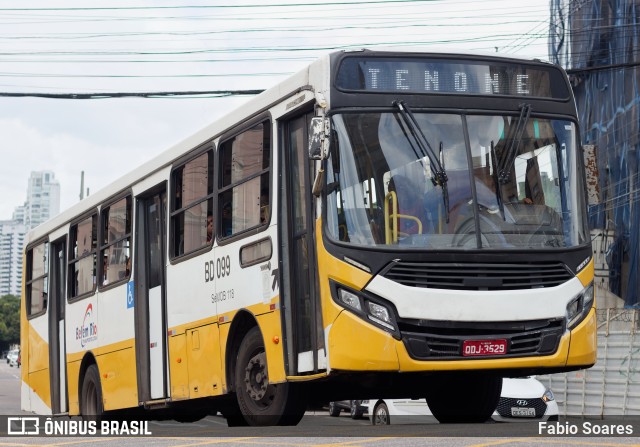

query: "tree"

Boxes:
[0, 295, 20, 352]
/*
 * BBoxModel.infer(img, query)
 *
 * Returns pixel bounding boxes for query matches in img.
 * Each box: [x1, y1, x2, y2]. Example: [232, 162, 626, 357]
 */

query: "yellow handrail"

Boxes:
[384, 191, 422, 244]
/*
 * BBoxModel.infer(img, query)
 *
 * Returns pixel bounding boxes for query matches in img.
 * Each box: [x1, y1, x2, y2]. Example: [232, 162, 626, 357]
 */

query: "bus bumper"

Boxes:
[327, 307, 597, 373]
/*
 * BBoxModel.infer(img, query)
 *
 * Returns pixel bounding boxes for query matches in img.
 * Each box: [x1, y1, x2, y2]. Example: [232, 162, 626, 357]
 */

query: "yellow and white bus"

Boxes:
[21, 48, 596, 426]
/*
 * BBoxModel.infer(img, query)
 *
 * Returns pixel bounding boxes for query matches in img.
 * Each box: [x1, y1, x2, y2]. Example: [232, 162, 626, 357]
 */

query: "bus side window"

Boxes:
[170, 149, 214, 258]
[69, 214, 97, 299]
[26, 241, 49, 317]
[99, 196, 132, 287]
[218, 120, 271, 238]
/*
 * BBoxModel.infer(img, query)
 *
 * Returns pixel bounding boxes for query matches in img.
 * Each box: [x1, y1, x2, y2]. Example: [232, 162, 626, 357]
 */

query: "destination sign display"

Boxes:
[336, 56, 569, 99]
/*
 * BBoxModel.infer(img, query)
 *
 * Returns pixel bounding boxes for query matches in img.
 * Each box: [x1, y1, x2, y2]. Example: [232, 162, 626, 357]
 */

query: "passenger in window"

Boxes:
[260, 191, 269, 224]
[102, 256, 109, 285]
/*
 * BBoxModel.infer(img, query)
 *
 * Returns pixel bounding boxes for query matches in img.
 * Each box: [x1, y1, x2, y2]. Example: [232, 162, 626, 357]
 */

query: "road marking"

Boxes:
[159, 437, 257, 447]
[0, 439, 115, 447]
[311, 438, 392, 447]
[466, 439, 639, 447]
[465, 439, 531, 447]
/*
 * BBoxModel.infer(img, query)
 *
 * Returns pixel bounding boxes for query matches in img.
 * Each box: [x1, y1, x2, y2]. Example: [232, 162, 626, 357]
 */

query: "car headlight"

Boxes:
[566, 282, 594, 329]
[542, 389, 555, 402]
[332, 282, 398, 334]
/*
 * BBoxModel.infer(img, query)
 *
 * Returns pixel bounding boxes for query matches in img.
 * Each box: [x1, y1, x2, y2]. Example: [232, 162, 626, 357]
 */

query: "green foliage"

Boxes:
[0, 294, 20, 352]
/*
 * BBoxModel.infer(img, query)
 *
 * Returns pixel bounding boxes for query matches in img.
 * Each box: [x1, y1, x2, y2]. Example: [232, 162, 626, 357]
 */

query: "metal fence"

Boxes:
[540, 308, 640, 416]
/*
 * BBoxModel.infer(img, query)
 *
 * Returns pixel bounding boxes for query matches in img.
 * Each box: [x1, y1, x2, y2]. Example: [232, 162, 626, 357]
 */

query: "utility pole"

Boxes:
[79, 171, 84, 200]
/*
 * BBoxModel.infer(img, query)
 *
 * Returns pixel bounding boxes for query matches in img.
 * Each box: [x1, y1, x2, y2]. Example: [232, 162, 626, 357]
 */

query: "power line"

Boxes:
[0, 2, 554, 92]
[567, 61, 640, 75]
[0, 90, 264, 99]
[0, 1, 439, 12]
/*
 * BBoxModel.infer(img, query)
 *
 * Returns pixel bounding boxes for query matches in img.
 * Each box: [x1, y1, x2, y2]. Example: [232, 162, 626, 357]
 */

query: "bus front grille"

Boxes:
[399, 318, 564, 360]
[382, 261, 573, 290]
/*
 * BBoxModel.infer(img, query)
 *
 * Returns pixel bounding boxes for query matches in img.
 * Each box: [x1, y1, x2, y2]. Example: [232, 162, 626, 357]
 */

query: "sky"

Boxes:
[0, 0, 555, 219]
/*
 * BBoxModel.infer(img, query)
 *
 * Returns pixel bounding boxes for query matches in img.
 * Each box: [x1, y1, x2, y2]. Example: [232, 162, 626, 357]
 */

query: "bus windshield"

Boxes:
[325, 112, 589, 250]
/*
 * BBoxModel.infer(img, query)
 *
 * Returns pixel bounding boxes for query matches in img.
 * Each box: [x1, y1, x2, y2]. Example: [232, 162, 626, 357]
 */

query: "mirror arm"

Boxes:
[312, 167, 325, 197]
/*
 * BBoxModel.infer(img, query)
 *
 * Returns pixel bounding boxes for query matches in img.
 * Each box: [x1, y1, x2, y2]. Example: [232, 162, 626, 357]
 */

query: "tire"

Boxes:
[372, 402, 390, 425]
[174, 407, 208, 423]
[350, 401, 364, 419]
[81, 364, 104, 422]
[426, 374, 502, 423]
[235, 327, 306, 426]
[221, 397, 249, 427]
[328, 401, 341, 417]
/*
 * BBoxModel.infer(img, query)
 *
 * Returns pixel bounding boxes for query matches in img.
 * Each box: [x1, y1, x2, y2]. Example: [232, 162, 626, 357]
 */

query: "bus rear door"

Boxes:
[49, 236, 68, 414]
[134, 186, 169, 402]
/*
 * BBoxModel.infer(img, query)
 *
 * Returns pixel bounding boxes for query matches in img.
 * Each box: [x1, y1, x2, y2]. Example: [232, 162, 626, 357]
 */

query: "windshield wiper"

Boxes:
[393, 100, 449, 222]
[498, 103, 532, 184]
[489, 140, 507, 220]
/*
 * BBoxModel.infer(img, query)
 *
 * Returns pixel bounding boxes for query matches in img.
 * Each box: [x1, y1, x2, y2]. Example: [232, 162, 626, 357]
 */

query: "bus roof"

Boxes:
[24, 55, 321, 245]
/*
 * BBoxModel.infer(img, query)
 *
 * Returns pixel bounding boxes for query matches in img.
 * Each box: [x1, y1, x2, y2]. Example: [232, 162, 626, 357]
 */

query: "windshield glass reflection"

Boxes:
[325, 112, 588, 250]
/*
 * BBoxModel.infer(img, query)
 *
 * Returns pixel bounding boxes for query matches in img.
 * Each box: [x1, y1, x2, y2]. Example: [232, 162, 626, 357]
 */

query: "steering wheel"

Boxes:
[452, 218, 483, 248]
[452, 214, 501, 248]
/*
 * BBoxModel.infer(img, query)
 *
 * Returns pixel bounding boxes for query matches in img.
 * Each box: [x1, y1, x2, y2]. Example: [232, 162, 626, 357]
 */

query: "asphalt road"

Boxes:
[1, 361, 638, 446]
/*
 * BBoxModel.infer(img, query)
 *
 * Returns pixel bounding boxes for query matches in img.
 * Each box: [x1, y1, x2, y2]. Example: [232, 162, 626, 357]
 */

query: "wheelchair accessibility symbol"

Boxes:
[127, 281, 135, 309]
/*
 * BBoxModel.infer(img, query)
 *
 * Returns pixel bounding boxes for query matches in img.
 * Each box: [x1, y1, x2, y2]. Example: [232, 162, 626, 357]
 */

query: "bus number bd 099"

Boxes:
[205, 255, 231, 283]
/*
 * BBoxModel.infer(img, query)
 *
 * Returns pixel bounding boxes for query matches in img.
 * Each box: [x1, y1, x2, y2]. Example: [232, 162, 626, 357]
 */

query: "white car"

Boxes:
[492, 376, 558, 422]
[369, 377, 558, 425]
[7, 349, 19, 368]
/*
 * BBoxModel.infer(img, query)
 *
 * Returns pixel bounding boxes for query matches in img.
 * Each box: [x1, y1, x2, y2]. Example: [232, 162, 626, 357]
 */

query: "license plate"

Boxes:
[511, 407, 536, 417]
[462, 339, 507, 357]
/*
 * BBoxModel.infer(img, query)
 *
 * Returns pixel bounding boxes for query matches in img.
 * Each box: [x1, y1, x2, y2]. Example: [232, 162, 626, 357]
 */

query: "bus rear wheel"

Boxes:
[425, 374, 502, 423]
[81, 364, 104, 421]
[234, 327, 306, 426]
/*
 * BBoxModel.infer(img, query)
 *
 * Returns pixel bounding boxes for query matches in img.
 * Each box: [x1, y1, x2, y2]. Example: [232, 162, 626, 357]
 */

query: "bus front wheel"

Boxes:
[234, 327, 306, 426]
[80, 364, 104, 421]
[425, 374, 502, 423]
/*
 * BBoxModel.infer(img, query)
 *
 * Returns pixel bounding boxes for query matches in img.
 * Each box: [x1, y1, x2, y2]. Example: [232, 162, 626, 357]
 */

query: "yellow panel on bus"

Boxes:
[186, 323, 222, 398]
[95, 342, 139, 411]
[168, 332, 189, 400]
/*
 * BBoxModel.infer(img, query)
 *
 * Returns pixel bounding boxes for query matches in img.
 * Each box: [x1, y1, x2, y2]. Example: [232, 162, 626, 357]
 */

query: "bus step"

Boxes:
[143, 399, 170, 410]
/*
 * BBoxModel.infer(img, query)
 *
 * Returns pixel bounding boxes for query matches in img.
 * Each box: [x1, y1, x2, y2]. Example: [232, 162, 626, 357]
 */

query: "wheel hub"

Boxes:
[244, 352, 268, 401]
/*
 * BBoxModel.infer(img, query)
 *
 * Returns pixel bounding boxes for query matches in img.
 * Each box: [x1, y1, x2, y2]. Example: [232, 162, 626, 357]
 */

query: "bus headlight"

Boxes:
[332, 282, 398, 335]
[566, 282, 594, 329]
[367, 301, 394, 330]
[338, 288, 362, 312]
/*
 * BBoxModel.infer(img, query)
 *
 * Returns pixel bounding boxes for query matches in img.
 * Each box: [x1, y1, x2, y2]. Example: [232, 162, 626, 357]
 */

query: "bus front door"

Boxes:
[280, 111, 324, 375]
[49, 237, 68, 414]
[134, 187, 169, 402]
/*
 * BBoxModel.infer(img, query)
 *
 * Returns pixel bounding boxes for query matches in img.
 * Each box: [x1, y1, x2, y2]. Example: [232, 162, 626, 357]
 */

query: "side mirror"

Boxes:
[309, 117, 329, 160]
